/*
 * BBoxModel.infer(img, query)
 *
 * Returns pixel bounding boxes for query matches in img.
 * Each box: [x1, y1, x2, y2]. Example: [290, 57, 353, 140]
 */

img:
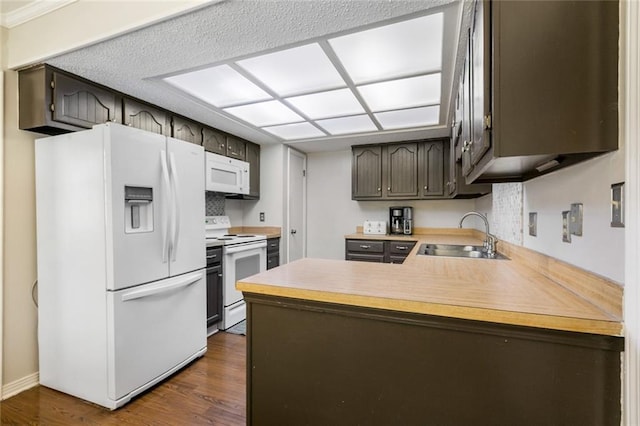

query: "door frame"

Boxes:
[624, 1, 640, 424]
[285, 148, 307, 263]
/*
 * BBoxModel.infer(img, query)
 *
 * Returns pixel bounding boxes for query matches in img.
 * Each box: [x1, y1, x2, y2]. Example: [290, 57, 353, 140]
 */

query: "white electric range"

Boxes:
[205, 216, 266, 330]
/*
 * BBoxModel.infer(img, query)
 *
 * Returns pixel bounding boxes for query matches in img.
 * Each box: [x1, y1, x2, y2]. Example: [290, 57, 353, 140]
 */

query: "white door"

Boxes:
[108, 124, 169, 290]
[167, 137, 206, 277]
[287, 148, 306, 263]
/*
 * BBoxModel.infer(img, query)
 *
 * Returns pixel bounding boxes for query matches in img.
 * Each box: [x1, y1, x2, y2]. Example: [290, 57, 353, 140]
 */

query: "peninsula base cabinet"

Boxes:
[245, 294, 623, 426]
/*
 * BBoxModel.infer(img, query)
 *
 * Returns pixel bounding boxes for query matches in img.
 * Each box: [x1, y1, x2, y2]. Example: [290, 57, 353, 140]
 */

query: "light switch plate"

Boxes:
[569, 203, 583, 236]
[528, 212, 537, 237]
[562, 211, 571, 243]
[611, 182, 624, 227]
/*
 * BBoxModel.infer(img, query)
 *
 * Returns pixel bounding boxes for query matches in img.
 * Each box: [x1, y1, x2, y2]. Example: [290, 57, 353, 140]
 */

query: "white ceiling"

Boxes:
[21, 0, 473, 152]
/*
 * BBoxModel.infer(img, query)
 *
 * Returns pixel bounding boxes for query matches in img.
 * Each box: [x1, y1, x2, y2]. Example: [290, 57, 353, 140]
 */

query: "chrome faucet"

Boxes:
[458, 211, 498, 258]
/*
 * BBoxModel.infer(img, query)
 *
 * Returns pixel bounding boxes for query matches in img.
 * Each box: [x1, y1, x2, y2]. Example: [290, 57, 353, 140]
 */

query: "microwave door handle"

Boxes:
[169, 152, 181, 262]
[160, 150, 171, 263]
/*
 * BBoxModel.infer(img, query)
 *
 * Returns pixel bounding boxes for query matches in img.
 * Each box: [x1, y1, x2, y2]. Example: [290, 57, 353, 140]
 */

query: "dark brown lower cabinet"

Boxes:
[345, 239, 415, 264]
[245, 294, 622, 426]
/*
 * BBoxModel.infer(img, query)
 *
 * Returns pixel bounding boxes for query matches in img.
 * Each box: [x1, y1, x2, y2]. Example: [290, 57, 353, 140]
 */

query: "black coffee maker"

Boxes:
[390, 206, 413, 235]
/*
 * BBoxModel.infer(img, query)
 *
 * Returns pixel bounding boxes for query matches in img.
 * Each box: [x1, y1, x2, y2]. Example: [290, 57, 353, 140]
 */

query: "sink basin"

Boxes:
[417, 243, 508, 260]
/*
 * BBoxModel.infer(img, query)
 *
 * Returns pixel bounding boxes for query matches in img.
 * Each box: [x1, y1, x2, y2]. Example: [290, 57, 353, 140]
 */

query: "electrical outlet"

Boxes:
[562, 211, 571, 243]
[569, 203, 583, 236]
[611, 182, 624, 227]
[528, 212, 537, 237]
[259, 212, 265, 222]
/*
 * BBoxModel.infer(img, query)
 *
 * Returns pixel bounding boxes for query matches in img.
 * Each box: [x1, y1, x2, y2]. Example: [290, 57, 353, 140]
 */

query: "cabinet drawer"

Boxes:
[389, 241, 416, 255]
[346, 240, 385, 254]
[390, 255, 409, 264]
[346, 253, 385, 263]
[267, 237, 280, 254]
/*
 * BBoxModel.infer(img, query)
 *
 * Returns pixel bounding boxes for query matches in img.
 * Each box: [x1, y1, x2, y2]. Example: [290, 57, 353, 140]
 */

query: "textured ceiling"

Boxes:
[47, 0, 470, 152]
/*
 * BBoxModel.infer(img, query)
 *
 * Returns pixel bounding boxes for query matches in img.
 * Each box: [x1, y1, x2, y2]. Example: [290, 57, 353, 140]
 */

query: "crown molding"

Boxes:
[1, 0, 77, 29]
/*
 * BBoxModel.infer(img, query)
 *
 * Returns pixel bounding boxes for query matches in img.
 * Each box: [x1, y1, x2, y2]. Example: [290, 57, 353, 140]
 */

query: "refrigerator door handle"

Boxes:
[160, 150, 171, 263]
[120, 271, 202, 302]
[169, 152, 181, 262]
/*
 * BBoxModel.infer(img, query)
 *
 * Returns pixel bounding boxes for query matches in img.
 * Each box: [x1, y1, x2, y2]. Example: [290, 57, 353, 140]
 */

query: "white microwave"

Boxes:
[205, 152, 250, 195]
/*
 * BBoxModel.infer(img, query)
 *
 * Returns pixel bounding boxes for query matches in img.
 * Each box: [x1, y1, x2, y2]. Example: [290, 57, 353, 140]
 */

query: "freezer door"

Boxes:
[107, 124, 169, 290]
[167, 137, 206, 276]
[107, 269, 206, 401]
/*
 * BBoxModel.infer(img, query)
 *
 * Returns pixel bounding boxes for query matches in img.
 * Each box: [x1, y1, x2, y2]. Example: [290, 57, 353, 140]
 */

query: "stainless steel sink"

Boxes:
[417, 243, 508, 260]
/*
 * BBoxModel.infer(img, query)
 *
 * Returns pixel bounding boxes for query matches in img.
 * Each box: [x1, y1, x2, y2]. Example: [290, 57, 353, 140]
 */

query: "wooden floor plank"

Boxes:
[0, 332, 246, 425]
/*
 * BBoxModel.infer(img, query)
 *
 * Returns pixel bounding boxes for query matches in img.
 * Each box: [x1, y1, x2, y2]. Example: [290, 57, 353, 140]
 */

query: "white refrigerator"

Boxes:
[35, 123, 206, 409]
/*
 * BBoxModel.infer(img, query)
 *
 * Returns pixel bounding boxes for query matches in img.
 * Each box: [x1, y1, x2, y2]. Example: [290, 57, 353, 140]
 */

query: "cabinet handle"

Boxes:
[387, 187, 391, 191]
[218, 274, 222, 278]
[424, 186, 428, 190]
[396, 246, 408, 250]
[270, 244, 277, 248]
[206, 254, 217, 259]
[377, 187, 381, 191]
[360, 245, 371, 249]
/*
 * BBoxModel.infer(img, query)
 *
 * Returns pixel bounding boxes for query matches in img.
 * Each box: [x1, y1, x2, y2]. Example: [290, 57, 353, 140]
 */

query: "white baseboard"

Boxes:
[2, 372, 39, 400]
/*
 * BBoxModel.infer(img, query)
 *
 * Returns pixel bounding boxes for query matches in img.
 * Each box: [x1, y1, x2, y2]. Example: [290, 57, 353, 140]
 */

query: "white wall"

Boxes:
[306, 150, 477, 260]
[241, 144, 285, 227]
[523, 152, 625, 283]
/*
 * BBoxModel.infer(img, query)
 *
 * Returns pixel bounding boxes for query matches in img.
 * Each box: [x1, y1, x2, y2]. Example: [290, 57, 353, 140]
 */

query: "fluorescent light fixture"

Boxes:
[224, 100, 303, 127]
[316, 115, 378, 135]
[286, 89, 364, 119]
[375, 105, 440, 129]
[262, 122, 326, 140]
[329, 13, 443, 84]
[358, 74, 441, 112]
[238, 44, 346, 96]
[164, 64, 271, 107]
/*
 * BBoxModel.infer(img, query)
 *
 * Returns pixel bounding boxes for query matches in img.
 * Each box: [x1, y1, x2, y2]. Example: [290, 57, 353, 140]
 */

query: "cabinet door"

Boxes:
[52, 71, 121, 128]
[123, 97, 170, 136]
[202, 127, 227, 155]
[267, 253, 280, 270]
[469, 0, 491, 166]
[352, 146, 383, 199]
[245, 142, 261, 199]
[172, 116, 203, 145]
[207, 264, 223, 326]
[385, 143, 418, 198]
[461, 37, 474, 177]
[419, 141, 445, 198]
[226, 135, 246, 160]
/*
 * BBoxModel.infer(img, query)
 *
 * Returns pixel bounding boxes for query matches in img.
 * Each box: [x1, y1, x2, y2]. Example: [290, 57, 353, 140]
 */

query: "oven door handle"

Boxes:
[224, 240, 267, 254]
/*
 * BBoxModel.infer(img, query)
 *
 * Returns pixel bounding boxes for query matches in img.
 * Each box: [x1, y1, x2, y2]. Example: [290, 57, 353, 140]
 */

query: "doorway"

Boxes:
[286, 148, 306, 263]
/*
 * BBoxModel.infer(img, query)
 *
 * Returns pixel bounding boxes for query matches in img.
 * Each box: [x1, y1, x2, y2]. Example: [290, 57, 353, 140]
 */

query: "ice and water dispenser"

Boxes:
[124, 186, 153, 233]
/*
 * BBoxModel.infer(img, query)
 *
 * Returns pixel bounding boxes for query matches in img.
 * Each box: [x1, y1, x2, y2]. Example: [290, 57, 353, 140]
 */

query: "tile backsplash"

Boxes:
[206, 192, 225, 216]
[490, 183, 523, 245]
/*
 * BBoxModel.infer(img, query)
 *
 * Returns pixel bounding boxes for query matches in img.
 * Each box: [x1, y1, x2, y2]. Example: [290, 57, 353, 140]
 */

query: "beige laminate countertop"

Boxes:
[237, 232, 623, 337]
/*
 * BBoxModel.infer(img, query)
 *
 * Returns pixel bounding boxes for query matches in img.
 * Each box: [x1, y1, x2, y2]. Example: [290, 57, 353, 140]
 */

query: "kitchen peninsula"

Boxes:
[237, 230, 623, 425]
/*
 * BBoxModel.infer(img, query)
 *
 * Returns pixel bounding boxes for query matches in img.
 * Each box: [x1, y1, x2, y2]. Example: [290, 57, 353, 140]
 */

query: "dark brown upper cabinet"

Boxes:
[245, 142, 260, 199]
[19, 64, 121, 135]
[122, 97, 170, 136]
[352, 145, 383, 199]
[171, 116, 203, 145]
[202, 127, 227, 155]
[419, 141, 445, 198]
[226, 135, 246, 161]
[463, 0, 619, 183]
[385, 143, 419, 199]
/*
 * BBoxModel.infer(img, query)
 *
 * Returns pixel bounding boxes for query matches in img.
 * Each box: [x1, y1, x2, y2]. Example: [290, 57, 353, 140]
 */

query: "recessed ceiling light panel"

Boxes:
[316, 115, 378, 135]
[262, 122, 327, 140]
[286, 89, 364, 119]
[329, 13, 443, 84]
[224, 100, 303, 127]
[237, 44, 346, 96]
[358, 74, 441, 112]
[375, 105, 440, 130]
[164, 64, 271, 107]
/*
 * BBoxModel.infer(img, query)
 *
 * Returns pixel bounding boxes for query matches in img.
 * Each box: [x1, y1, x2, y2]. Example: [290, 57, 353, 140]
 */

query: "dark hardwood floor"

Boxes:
[0, 332, 246, 425]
